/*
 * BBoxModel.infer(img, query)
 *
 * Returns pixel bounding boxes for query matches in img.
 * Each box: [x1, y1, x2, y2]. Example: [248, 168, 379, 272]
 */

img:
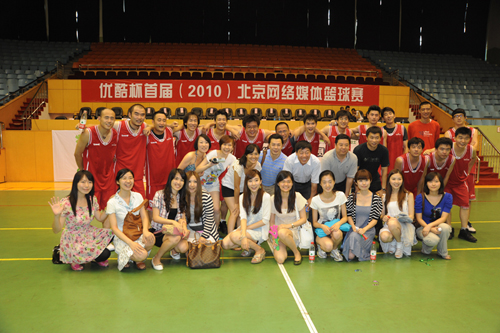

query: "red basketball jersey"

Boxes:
[83, 126, 118, 209]
[427, 152, 455, 181]
[446, 127, 476, 174]
[358, 125, 385, 145]
[281, 138, 295, 156]
[233, 128, 265, 159]
[175, 128, 201, 167]
[296, 132, 321, 156]
[146, 128, 176, 204]
[206, 127, 231, 151]
[448, 144, 473, 185]
[386, 124, 405, 172]
[114, 120, 147, 196]
[400, 153, 428, 196]
[325, 126, 352, 152]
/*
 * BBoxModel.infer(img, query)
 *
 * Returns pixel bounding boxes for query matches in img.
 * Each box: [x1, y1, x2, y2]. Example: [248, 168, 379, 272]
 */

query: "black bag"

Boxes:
[52, 245, 63, 264]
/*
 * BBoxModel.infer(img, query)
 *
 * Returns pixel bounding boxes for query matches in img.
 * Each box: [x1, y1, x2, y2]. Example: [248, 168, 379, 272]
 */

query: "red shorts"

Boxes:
[445, 181, 470, 208]
[467, 173, 476, 201]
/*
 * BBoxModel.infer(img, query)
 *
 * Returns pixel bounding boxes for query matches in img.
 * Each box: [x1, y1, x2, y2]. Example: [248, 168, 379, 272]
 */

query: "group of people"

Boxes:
[49, 102, 479, 270]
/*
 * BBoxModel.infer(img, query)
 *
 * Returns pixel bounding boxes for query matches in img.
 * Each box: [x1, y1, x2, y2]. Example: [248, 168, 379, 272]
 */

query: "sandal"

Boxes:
[233, 247, 242, 251]
[70, 263, 83, 271]
[92, 260, 109, 267]
[251, 252, 266, 264]
[241, 250, 253, 257]
[135, 261, 146, 270]
[441, 255, 451, 260]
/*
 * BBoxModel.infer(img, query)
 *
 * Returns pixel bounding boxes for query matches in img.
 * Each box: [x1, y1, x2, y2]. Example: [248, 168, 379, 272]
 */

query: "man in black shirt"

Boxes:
[353, 126, 389, 194]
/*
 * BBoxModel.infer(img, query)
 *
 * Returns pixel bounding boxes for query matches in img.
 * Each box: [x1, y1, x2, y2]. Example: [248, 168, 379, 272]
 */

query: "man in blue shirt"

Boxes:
[259, 134, 287, 195]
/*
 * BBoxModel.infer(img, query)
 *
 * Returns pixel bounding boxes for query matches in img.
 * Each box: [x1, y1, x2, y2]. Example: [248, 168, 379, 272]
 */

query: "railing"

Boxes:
[78, 63, 380, 77]
[476, 127, 500, 178]
[0, 122, 4, 149]
[0, 64, 58, 106]
[22, 81, 48, 130]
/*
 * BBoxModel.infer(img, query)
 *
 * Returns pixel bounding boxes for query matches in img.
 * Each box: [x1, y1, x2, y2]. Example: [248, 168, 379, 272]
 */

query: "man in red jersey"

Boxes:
[408, 101, 441, 150]
[444, 109, 478, 234]
[74, 108, 117, 210]
[292, 114, 330, 156]
[382, 107, 408, 171]
[275, 122, 295, 156]
[202, 110, 239, 151]
[351, 105, 387, 146]
[319, 110, 352, 152]
[394, 137, 428, 198]
[427, 137, 455, 187]
[114, 104, 147, 197]
[444, 127, 477, 243]
[172, 112, 201, 167]
[145, 111, 175, 213]
[231, 115, 273, 159]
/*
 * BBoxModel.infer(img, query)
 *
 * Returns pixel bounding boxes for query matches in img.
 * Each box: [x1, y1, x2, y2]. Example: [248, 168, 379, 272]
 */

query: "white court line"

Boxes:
[268, 240, 318, 333]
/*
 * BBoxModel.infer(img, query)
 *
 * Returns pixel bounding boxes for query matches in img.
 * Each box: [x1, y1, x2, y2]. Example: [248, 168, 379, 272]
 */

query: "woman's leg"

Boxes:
[331, 230, 343, 249]
[94, 248, 110, 262]
[278, 229, 301, 262]
[387, 218, 402, 242]
[222, 230, 242, 249]
[224, 196, 239, 234]
[176, 239, 189, 254]
[436, 223, 451, 259]
[317, 236, 334, 252]
[210, 191, 221, 229]
[152, 235, 182, 266]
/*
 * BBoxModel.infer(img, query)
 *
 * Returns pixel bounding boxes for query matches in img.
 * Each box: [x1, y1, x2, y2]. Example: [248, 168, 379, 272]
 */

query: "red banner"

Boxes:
[81, 80, 379, 106]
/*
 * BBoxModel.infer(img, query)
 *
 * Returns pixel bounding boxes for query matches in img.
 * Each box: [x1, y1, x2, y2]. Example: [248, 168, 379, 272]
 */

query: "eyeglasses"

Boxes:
[453, 114, 464, 119]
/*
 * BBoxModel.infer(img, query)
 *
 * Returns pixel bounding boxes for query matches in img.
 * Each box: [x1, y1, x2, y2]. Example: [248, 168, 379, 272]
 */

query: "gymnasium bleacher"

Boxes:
[71, 43, 385, 84]
[359, 49, 500, 125]
[0, 39, 91, 104]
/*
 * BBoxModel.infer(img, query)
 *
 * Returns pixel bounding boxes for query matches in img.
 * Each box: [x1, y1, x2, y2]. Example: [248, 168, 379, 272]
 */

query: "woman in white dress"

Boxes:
[379, 169, 416, 258]
[270, 171, 307, 265]
[222, 170, 270, 264]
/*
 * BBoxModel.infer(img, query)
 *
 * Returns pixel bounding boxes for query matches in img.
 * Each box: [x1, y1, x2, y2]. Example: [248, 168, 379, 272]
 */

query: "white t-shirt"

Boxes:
[106, 191, 144, 231]
[310, 192, 347, 224]
[200, 151, 236, 188]
[221, 160, 262, 192]
[270, 192, 307, 225]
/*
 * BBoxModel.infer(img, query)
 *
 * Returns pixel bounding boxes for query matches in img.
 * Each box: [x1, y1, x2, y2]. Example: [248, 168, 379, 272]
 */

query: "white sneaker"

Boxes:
[330, 249, 343, 262]
[170, 250, 181, 260]
[467, 222, 476, 233]
[317, 246, 327, 259]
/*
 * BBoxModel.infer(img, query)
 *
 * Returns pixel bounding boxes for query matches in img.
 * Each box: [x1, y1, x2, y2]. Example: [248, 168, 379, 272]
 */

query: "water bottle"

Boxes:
[78, 110, 87, 131]
[309, 242, 315, 263]
[370, 241, 377, 263]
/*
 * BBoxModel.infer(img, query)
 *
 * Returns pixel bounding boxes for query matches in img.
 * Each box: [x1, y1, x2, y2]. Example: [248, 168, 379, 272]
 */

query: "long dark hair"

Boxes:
[185, 171, 203, 223]
[273, 171, 296, 214]
[239, 143, 260, 166]
[68, 170, 95, 217]
[317, 170, 336, 195]
[242, 170, 264, 215]
[385, 169, 409, 211]
[163, 169, 187, 215]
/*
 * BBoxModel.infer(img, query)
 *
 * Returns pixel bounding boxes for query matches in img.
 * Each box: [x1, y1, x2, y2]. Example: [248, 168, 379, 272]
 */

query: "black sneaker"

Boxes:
[219, 221, 228, 235]
[449, 227, 455, 240]
[458, 228, 477, 243]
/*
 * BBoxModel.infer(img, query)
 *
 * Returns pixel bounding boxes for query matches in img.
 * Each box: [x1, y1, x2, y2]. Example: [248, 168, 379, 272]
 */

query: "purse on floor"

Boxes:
[123, 199, 148, 241]
[186, 234, 222, 269]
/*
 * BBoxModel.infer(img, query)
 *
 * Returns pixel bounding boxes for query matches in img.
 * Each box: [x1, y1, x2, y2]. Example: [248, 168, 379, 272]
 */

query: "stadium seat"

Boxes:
[265, 108, 277, 120]
[158, 107, 172, 118]
[295, 108, 306, 120]
[280, 108, 292, 121]
[235, 108, 247, 119]
[145, 107, 155, 119]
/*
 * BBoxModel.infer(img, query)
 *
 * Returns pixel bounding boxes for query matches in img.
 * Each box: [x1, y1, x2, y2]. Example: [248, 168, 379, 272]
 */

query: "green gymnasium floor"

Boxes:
[0, 188, 499, 332]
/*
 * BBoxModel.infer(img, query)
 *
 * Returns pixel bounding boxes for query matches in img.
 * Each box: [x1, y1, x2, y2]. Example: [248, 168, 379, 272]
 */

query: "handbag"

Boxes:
[52, 245, 62, 264]
[162, 224, 182, 236]
[186, 234, 222, 269]
[123, 199, 148, 241]
[315, 219, 341, 237]
[298, 221, 314, 249]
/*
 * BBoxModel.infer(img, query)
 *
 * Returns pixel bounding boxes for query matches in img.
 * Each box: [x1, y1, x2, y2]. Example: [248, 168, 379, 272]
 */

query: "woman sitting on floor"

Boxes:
[379, 169, 416, 259]
[49, 170, 113, 271]
[222, 170, 270, 264]
[270, 171, 308, 265]
[106, 168, 155, 271]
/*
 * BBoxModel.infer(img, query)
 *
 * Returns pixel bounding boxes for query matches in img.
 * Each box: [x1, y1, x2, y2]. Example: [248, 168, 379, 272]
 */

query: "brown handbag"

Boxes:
[186, 234, 222, 269]
[123, 199, 148, 241]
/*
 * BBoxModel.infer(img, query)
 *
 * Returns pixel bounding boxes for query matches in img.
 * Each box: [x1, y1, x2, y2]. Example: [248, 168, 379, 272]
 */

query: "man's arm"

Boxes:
[226, 124, 242, 140]
[417, 159, 429, 195]
[291, 124, 305, 140]
[471, 129, 479, 151]
[382, 130, 387, 147]
[442, 158, 455, 188]
[394, 156, 404, 172]
[468, 148, 477, 174]
[308, 183, 317, 207]
[350, 125, 360, 139]
[74, 129, 90, 171]
[316, 127, 331, 146]
[345, 177, 354, 197]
